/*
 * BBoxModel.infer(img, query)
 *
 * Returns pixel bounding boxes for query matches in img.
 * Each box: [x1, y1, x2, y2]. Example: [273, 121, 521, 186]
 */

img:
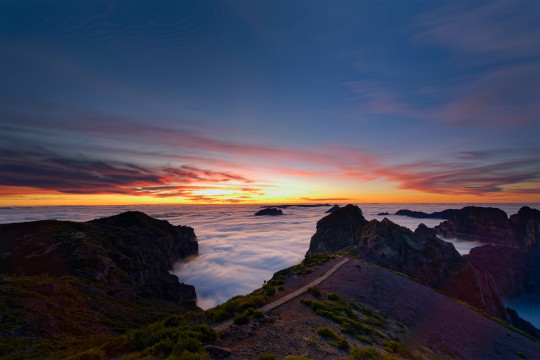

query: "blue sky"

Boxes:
[1, 0, 539, 204]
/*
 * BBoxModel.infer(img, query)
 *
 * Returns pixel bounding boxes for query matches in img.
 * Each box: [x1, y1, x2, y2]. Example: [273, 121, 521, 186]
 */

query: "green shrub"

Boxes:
[327, 293, 340, 301]
[233, 313, 250, 326]
[253, 310, 264, 319]
[383, 340, 400, 353]
[316, 327, 340, 341]
[195, 323, 218, 342]
[244, 308, 255, 317]
[206, 293, 267, 322]
[258, 352, 277, 360]
[517, 352, 527, 359]
[265, 285, 276, 296]
[337, 338, 350, 350]
[365, 316, 385, 328]
[278, 285, 284, 291]
[357, 335, 373, 344]
[301, 298, 312, 306]
[308, 286, 321, 297]
[349, 346, 381, 360]
[277, 279, 284, 285]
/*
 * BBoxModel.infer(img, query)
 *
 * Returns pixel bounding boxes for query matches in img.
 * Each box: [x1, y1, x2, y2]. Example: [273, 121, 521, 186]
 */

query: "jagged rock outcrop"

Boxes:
[395, 208, 461, 219]
[356, 220, 460, 286]
[325, 205, 341, 213]
[510, 206, 540, 247]
[353, 219, 505, 317]
[307, 204, 368, 254]
[254, 208, 283, 216]
[467, 206, 540, 301]
[434, 206, 519, 246]
[0, 211, 199, 304]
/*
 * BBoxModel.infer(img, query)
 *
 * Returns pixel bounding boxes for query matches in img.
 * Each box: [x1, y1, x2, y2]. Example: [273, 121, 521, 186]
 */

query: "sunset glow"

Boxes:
[1, 1, 539, 206]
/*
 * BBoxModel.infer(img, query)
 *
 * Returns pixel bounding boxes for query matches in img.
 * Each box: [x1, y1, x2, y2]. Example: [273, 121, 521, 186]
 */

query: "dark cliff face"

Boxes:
[356, 220, 461, 288]
[0, 211, 198, 304]
[434, 206, 519, 246]
[307, 204, 368, 254]
[467, 206, 540, 301]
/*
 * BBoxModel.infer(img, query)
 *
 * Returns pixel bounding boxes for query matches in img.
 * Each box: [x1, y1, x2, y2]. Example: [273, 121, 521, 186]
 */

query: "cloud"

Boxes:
[343, 1, 540, 128]
[435, 63, 540, 127]
[413, 0, 540, 63]
[0, 147, 260, 201]
[299, 197, 351, 202]
[374, 148, 540, 196]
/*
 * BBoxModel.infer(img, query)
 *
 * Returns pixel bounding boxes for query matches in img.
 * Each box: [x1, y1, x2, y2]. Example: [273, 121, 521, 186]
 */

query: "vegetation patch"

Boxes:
[205, 292, 267, 323]
[349, 346, 382, 359]
[315, 327, 349, 350]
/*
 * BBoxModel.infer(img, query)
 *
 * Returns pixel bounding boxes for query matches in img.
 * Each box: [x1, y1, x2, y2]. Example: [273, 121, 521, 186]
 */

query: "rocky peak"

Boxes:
[510, 206, 540, 247]
[307, 204, 368, 254]
[434, 206, 519, 246]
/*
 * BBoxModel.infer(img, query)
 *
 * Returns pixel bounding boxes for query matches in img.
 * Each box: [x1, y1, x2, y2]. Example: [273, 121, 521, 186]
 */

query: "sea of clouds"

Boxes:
[1, 203, 537, 326]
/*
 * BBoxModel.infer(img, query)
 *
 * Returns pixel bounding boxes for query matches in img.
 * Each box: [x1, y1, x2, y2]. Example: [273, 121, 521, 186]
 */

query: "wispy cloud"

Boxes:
[374, 148, 540, 196]
[413, 0, 540, 63]
[0, 147, 261, 202]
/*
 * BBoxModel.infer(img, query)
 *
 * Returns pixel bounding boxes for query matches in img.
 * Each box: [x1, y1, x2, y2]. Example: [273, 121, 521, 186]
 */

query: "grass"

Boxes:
[328, 292, 340, 301]
[258, 352, 277, 360]
[357, 335, 373, 344]
[301, 298, 383, 338]
[0, 274, 204, 360]
[289, 253, 335, 277]
[205, 292, 267, 323]
[349, 347, 381, 359]
[383, 340, 400, 353]
[315, 327, 349, 350]
[233, 313, 250, 326]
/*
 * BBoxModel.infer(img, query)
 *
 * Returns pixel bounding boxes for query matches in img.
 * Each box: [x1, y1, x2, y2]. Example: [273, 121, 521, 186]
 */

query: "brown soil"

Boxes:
[216, 258, 540, 360]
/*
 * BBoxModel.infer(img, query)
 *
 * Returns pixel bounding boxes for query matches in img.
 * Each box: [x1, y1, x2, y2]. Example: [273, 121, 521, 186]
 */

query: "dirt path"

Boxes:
[213, 256, 349, 333]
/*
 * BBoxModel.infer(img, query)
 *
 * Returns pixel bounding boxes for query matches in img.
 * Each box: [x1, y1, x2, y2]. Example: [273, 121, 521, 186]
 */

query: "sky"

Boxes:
[1, 0, 539, 205]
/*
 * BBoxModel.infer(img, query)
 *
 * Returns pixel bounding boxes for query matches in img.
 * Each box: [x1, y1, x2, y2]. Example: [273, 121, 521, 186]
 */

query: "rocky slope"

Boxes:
[0, 211, 199, 344]
[306, 204, 540, 339]
[218, 258, 540, 360]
